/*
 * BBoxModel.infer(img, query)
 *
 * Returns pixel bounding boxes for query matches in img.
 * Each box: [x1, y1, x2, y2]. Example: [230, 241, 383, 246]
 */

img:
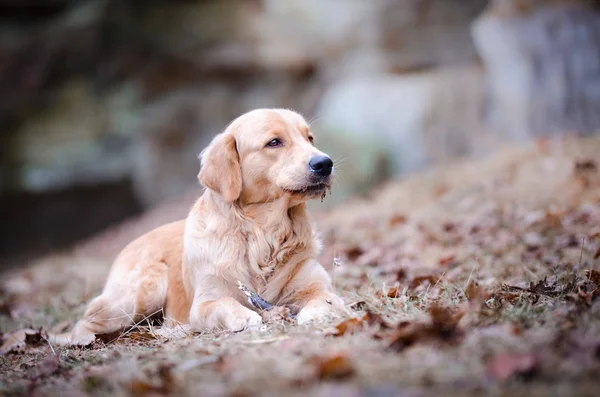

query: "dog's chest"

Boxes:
[251, 239, 309, 301]
[251, 229, 303, 273]
[244, 222, 309, 287]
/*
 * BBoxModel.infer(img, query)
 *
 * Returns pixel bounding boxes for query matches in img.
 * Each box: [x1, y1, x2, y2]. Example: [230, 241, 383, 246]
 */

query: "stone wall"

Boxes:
[473, 0, 600, 141]
[0, 0, 489, 205]
[1, 0, 600, 262]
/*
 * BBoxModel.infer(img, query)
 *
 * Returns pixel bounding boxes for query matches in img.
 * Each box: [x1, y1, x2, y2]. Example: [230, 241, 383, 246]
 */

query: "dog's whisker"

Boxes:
[332, 156, 349, 165]
[307, 114, 323, 127]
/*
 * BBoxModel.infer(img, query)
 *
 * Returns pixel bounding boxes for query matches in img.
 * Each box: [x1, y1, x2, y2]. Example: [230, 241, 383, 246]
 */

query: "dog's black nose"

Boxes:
[309, 155, 333, 177]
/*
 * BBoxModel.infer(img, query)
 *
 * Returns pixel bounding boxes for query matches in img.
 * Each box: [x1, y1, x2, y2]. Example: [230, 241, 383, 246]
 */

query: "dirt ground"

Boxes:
[2, 136, 600, 397]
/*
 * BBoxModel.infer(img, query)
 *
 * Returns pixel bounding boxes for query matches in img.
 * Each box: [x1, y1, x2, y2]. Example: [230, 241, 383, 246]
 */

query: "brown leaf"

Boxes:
[442, 222, 457, 233]
[388, 322, 428, 351]
[434, 183, 449, 197]
[464, 280, 490, 302]
[129, 364, 176, 397]
[375, 286, 401, 299]
[0, 328, 45, 354]
[586, 269, 600, 287]
[438, 255, 456, 267]
[388, 304, 463, 352]
[24, 328, 45, 345]
[535, 136, 549, 154]
[428, 303, 464, 334]
[574, 159, 597, 173]
[409, 275, 440, 289]
[388, 214, 407, 228]
[96, 330, 125, 344]
[348, 301, 367, 311]
[344, 246, 364, 261]
[324, 316, 366, 337]
[486, 353, 537, 381]
[364, 310, 392, 329]
[386, 286, 400, 298]
[317, 354, 355, 380]
[528, 277, 558, 295]
[577, 280, 597, 306]
[497, 292, 522, 305]
[119, 330, 158, 344]
[396, 268, 407, 281]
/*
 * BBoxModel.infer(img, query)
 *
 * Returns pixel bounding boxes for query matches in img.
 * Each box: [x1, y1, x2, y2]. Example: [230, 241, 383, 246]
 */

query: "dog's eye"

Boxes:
[266, 138, 282, 148]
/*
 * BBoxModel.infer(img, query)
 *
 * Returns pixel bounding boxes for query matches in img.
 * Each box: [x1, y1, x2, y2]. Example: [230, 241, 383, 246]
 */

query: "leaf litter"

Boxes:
[2, 137, 600, 396]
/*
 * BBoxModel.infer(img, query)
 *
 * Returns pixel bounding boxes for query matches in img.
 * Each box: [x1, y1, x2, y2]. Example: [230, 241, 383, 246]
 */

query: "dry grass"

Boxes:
[2, 136, 600, 397]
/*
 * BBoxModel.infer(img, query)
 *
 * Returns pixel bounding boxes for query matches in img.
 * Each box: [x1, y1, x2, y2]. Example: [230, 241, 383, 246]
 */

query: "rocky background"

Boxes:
[1, 0, 600, 266]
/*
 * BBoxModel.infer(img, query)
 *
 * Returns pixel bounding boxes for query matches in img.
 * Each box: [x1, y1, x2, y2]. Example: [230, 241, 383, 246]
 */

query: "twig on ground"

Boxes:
[237, 281, 274, 311]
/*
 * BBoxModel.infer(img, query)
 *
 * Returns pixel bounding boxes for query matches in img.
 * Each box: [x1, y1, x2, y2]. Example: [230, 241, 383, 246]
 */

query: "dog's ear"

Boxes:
[198, 132, 242, 202]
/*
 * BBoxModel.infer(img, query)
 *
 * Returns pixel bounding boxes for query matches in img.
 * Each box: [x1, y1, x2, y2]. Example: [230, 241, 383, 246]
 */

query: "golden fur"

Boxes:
[54, 109, 347, 345]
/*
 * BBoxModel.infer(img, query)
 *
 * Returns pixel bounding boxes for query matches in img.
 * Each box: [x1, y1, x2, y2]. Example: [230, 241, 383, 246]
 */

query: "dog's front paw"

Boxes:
[223, 307, 263, 332]
[296, 295, 348, 325]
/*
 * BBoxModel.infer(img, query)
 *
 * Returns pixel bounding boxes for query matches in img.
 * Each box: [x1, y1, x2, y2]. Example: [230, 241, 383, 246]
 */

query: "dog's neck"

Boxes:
[202, 189, 318, 278]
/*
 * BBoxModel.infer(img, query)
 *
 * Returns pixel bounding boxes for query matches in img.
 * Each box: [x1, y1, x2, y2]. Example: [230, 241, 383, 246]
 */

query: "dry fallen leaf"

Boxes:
[429, 303, 464, 335]
[128, 364, 177, 397]
[438, 255, 456, 267]
[586, 269, 600, 287]
[486, 353, 537, 381]
[528, 277, 557, 295]
[464, 280, 490, 302]
[574, 159, 597, 173]
[364, 309, 392, 329]
[0, 328, 45, 355]
[324, 316, 366, 337]
[317, 354, 355, 380]
[387, 322, 429, 351]
[376, 286, 401, 299]
[388, 303, 464, 352]
[118, 330, 160, 344]
[343, 246, 364, 262]
[388, 214, 407, 228]
[409, 275, 440, 289]
[577, 280, 597, 306]
[348, 300, 367, 311]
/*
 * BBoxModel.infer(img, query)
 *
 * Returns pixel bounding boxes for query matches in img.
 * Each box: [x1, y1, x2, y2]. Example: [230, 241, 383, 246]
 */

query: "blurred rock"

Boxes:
[3, 79, 137, 192]
[472, 0, 600, 139]
[313, 64, 493, 209]
[3, 0, 600, 262]
[131, 90, 230, 208]
[378, 0, 487, 72]
[0, 0, 489, 204]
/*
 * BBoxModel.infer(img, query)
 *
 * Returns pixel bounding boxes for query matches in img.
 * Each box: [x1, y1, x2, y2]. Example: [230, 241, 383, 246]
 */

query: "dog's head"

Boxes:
[198, 109, 333, 205]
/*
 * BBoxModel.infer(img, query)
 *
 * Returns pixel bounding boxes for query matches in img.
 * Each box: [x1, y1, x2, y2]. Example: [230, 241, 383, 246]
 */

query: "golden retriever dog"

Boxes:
[53, 108, 348, 345]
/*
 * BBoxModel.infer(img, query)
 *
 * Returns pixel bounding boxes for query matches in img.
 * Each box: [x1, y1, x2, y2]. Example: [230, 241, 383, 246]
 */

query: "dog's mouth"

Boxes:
[285, 182, 330, 197]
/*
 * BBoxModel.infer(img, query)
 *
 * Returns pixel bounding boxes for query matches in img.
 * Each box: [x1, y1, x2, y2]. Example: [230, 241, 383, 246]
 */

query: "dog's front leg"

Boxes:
[189, 296, 262, 332]
[296, 291, 348, 325]
[284, 261, 349, 325]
